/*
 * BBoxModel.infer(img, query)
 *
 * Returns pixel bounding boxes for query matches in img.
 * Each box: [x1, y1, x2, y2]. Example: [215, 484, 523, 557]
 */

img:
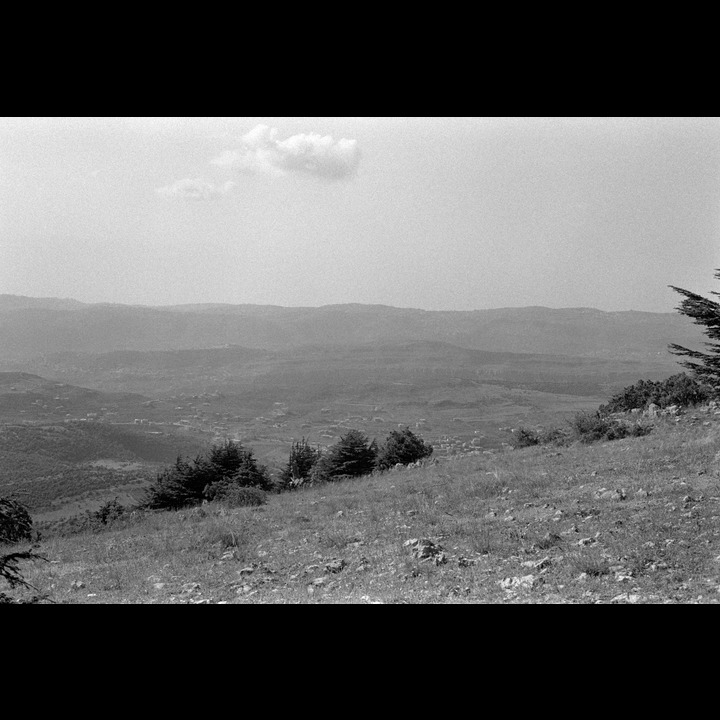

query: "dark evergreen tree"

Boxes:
[669, 270, 720, 392]
[0, 496, 45, 601]
[279, 438, 321, 489]
[229, 448, 272, 492]
[142, 441, 272, 510]
[0, 497, 33, 544]
[317, 429, 378, 479]
[209, 439, 245, 479]
[375, 427, 433, 470]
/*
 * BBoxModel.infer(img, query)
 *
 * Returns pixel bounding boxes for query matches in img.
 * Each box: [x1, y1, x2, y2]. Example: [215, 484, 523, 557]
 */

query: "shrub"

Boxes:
[509, 425, 570, 449]
[509, 427, 540, 449]
[278, 438, 322, 490]
[142, 440, 272, 510]
[375, 427, 433, 470]
[568, 411, 652, 443]
[600, 373, 711, 414]
[0, 495, 44, 598]
[315, 430, 378, 480]
[0, 497, 33, 544]
[94, 498, 125, 525]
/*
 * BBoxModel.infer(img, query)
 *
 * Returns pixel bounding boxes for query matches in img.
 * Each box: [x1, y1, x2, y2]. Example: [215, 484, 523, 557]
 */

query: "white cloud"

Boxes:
[156, 177, 235, 201]
[211, 124, 360, 180]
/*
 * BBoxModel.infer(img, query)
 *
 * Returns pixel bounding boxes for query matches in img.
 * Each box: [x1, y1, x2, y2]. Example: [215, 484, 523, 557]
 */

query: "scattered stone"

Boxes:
[458, 556, 477, 568]
[181, 582, 201, 594]
[578, 537, 596, 546]
[404, 538, 446, 564]
[236, 584, 253, 594]
[311, 577, 327, 586]
[70, 580, 85, 590]
[485, 511, 497, 519]
[521, 556, 551, 571]
[635, 489, 649, 498]
[237, 567, 255, 575]
[561, 524, 580, 535]
[594, 488, 626, 501]
[360, 595, 384, 604]
[325, 559, 346, 574]
[611, 593, 641, 603]
[152, 582, 166, 590]
[499, 575, 539, 590]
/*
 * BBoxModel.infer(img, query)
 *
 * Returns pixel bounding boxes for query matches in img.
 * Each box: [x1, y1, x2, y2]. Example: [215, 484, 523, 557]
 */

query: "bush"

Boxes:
[600, 373, 711, 414]
[278, 438, 322, 490]
[570, 411, 622, 442]
[375, 427, 433, 470]
[94, 498, 125, 525]
[568, 411, 652, 443]
[0, 497, 32, 544]
[142, 440, 272, 511]
[509, 425, 570, 449]
[509, 427, 540, 449]
[315, 430, 378, 480]
[0, 495, 44, 597]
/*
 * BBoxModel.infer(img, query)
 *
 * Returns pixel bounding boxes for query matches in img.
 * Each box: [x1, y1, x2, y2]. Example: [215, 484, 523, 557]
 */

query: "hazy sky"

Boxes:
[1, 117, 719, 312]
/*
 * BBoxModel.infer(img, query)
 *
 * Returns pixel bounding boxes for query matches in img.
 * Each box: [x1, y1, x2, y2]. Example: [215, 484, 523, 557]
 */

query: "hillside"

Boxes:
[0, 420, 211, 513]
[0, 295, 705, 360]
[8, 405, 720, 604]
[0, 371, 159, 423]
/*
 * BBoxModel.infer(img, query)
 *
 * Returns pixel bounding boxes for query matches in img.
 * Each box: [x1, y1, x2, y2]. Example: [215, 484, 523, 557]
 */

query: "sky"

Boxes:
[1, 116, 719, 313]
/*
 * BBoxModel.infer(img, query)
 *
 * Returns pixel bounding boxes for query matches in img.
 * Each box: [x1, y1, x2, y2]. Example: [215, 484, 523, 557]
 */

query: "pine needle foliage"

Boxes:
[669, 270, 720, 392]
[0, 496, 45, 597]
[314, 429, 378, 481]
[279, 438, 322, 489]
[0, 497, 32, 544]
[375, 427, 434, 470]
[143, 440, 272, 510]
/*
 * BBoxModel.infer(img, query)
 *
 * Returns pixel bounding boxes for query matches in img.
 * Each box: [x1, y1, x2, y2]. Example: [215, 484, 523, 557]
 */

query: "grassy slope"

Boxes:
[8, 407, 720, 604]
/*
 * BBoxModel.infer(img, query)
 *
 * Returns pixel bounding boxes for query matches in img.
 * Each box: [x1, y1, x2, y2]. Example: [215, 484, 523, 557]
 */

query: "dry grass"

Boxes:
[5, 408, 720, 603]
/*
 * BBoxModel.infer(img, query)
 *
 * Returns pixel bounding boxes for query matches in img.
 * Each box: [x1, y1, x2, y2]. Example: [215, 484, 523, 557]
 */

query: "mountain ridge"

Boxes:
[0, 295, 704, 362]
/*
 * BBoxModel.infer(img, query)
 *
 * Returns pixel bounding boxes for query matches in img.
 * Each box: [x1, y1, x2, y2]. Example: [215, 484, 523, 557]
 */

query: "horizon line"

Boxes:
[0, 293, 678, 315]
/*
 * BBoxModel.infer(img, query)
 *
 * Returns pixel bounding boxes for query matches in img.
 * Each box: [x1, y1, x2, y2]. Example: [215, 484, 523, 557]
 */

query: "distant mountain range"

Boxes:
[0, 295, 705, 362]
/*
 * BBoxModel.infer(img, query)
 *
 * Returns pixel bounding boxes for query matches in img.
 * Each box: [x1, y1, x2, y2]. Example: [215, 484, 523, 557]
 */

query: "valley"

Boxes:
[0, 298, 704, 518]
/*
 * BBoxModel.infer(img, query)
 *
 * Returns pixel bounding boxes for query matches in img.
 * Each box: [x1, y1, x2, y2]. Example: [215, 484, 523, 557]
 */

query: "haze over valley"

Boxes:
[0, 296, 706, 517]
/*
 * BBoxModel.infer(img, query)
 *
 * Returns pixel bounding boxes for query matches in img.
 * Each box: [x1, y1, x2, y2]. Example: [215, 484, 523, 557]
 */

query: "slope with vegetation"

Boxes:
[3, 272, 720, 603]
[4, 405, 720, 604]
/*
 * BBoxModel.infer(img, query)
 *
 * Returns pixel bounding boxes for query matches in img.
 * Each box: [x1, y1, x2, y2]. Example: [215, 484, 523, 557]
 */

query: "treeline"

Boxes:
[143, 427, 433, 511]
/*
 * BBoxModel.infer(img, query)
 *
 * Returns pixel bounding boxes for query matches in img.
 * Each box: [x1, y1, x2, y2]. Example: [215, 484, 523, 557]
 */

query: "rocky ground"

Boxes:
[6, 404, 720, 604]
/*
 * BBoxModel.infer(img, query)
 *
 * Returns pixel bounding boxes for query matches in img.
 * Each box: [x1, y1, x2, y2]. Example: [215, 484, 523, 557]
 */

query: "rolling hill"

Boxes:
[0, 295, 705, 360]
